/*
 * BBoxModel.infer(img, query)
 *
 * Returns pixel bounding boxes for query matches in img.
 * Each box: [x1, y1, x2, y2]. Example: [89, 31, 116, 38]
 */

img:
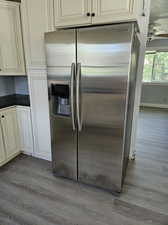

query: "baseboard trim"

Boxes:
[140, 103, 168, 109]
[21, 150, 51, 161]
[32, 152, 51, 161]
[22, 151, 33, 156]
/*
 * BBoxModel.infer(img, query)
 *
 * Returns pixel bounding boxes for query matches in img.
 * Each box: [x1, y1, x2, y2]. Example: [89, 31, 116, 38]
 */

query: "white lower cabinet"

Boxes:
[16, 106, 33, 155]
[0, 106, 33, 167]
[0, 107, 20, 165]
[0, 125, 6, 166]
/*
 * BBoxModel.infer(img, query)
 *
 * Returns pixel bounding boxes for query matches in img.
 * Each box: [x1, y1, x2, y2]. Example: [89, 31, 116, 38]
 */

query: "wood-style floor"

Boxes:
[0, 107, 168, 225]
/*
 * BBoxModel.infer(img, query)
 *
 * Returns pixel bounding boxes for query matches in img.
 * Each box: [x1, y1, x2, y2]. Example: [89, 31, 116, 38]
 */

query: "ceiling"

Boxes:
[149, 0, 168, 37]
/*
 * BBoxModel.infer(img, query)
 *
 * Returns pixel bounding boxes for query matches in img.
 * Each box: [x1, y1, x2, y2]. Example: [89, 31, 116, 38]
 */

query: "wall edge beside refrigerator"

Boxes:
[27, 69, 52, 161]
[20, 0, 53, 161]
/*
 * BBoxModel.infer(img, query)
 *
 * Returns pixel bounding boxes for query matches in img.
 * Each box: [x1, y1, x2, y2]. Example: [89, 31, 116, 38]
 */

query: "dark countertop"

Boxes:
[0, 94, 30, 109]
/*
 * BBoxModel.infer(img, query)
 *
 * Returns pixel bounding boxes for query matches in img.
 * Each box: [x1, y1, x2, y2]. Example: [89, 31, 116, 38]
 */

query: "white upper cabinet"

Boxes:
[54, 0, 92, 27]
[0, 108, 20, 159]
[92, 0, 135, 23]
[0, 0, 25, 75]
[0, 124, 5, 165]
[54, 0, 146, 30]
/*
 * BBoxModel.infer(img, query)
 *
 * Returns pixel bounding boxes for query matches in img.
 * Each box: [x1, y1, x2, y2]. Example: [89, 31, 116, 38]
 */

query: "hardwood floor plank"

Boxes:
[0, 107, 168, 224]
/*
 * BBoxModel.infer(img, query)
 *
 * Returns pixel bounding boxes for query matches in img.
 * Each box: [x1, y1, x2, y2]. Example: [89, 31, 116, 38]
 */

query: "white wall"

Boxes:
[0, 76, 29, 96]
[141, 39, 168, 108]
[14, 77, 29, 95]
[0, 77, 15, 96]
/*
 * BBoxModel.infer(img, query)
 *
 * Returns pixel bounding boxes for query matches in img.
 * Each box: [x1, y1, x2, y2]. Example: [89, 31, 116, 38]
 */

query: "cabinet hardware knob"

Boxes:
[1, 115, 4, 118]
[142, 0, 146, 16]
[91, 13, 95, 17]
[86, 12, 90, 16]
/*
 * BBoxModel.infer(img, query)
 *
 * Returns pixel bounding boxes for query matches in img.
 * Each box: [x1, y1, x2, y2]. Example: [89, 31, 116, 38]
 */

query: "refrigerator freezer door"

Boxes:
[45, 30, 77, 180]
[77, 24, 133, 192]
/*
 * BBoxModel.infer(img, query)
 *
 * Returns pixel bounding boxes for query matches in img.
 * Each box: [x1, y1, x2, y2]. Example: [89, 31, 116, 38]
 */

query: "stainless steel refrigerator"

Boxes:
[45, 23, 140, 193]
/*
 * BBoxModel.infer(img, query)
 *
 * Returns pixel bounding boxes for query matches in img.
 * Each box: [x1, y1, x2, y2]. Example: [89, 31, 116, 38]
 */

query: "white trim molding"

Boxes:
[142, 82, 168, 86]
[140, 103, 168, 109]
[27, 71, 51, 162]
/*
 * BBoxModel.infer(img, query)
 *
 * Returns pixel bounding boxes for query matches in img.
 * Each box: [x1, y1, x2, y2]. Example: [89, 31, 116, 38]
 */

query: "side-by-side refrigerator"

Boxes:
[45, 23, 140, 193]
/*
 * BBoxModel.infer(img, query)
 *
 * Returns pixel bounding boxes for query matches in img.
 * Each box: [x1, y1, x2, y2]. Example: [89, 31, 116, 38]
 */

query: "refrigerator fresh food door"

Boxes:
[77, 24, 134, 192]
[45, 30, 77, 180]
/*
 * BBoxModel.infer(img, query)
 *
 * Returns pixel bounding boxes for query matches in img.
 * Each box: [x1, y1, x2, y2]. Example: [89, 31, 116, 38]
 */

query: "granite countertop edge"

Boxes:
[0, 94, 30, 109]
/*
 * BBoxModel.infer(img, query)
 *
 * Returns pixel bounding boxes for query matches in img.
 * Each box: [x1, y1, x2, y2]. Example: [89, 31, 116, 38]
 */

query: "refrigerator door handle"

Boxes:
[70, 62, 76, 131]
[76, 63, 82, 131]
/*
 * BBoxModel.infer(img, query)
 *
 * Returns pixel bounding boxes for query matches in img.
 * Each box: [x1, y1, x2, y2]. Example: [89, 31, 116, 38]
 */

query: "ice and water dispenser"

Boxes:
[50, 84, 70, 117]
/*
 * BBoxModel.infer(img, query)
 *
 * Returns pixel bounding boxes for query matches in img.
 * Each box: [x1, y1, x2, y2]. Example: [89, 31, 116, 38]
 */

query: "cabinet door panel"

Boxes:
[0, 1, 25, 75]
[54, 0, 92, 27]
[92, 0, 135, 24]
[21, 0, 54, 69]
[1, 108, 20, 158]
[0, 125, 5, 164]
[0, 5, 18, 72]
[17, 107, 33, 154]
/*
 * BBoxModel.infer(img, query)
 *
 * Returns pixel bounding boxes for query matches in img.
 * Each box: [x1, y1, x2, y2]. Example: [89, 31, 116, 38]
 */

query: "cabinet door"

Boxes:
[0, 1, 25, 75]
[1, 108, 20, 159]
[54, 0, 92, 27]
[92, 0, 135, 24]
[0, 124, 6, 165]
[17, 107, 33, 154]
